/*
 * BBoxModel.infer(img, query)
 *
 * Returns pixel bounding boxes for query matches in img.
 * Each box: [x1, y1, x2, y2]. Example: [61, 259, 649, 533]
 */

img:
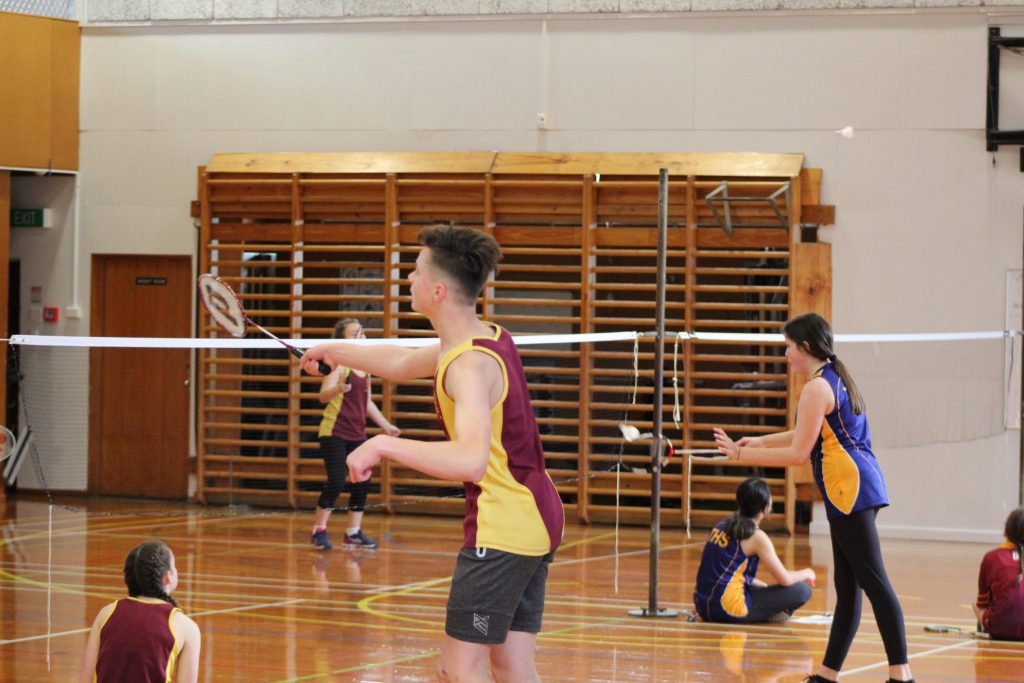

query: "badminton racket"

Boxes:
[0, 426, 16, 461]
[923, 624, 987, 638]
[198, 274, 331, 375]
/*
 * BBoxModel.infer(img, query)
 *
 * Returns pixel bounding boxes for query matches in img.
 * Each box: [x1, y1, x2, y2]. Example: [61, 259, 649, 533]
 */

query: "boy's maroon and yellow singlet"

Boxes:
[94, 597, 182, 683]
[433, 324, 564, 556]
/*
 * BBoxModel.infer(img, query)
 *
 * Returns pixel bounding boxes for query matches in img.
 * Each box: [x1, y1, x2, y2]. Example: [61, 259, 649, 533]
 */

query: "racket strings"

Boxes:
[199, 274, 248, 337]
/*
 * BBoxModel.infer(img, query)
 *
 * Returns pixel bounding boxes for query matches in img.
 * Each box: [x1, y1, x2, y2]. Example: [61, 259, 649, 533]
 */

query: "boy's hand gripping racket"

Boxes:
[198, 274, 331, 375]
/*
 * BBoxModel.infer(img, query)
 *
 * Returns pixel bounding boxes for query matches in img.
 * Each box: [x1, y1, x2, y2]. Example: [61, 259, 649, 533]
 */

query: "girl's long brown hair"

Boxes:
[783, 313, 865, 414]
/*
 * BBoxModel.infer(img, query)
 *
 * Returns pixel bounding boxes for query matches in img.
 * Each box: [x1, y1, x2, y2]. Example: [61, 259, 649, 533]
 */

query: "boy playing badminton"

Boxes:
[301, 225, 563, 683]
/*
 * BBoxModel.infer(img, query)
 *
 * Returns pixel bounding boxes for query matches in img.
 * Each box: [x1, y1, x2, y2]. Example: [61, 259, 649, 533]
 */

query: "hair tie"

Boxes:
[827, 354, 836, 362]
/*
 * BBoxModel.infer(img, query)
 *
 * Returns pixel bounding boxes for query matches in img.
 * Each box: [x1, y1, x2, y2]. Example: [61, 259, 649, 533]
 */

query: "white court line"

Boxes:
[364, 539, 706, 595]
[553, 541, 703, 568]
[0, 597, 306, 646]
[839, 638, 975, 677]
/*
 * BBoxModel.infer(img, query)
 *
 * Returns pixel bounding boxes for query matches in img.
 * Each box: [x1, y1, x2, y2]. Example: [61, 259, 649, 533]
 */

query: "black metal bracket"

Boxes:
[986, 27, 1024, 155]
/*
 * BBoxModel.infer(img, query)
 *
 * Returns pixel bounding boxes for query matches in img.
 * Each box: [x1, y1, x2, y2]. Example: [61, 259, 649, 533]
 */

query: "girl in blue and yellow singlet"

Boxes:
[694, 477, 814, 623]
[713, 313, 914, 683]
[79, 540, 200, 683]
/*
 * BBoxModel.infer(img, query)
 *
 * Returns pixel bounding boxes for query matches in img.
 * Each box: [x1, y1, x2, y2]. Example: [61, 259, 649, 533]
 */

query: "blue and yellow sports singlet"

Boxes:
[433, 324, 564, 556]
[811, 362, 889, 521]
[693, 521, 760, 622]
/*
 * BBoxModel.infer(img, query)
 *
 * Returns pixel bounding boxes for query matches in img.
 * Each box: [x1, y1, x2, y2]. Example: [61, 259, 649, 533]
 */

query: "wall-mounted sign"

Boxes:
[136, 277, 168, 286]
[11, 209, 53, 228]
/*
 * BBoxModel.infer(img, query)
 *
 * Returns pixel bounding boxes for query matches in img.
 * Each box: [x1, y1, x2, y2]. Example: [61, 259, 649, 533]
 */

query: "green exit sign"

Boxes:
[11, 209, 53, 228]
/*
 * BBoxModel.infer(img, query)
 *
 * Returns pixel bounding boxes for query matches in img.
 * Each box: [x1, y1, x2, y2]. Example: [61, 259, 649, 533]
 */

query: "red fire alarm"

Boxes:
[42, 306, 59, 323]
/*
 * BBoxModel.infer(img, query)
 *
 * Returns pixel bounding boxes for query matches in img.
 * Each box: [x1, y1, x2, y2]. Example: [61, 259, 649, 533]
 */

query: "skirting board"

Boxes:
[808, 502, 1004, 544]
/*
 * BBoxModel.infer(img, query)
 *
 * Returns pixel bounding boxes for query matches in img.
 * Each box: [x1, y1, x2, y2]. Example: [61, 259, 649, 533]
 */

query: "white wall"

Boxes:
[20, 11, 1018, 532]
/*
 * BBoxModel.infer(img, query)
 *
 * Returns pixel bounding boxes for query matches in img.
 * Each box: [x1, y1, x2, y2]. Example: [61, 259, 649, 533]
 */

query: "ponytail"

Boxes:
[831, 356, 866, 415]
[723, 513, 758, 542]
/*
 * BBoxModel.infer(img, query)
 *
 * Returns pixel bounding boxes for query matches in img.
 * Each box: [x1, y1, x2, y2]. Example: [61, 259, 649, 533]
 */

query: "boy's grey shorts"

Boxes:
[445, 547, 554, 645]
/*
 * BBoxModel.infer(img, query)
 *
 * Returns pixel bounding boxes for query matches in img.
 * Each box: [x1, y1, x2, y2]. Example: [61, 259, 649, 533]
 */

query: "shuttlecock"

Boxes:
[619, 423, 652, 443]
[836, 126, 854, 139]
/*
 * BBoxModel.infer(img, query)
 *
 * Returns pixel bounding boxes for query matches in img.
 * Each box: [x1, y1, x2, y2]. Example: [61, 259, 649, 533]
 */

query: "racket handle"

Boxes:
[287, 346, 332, 375]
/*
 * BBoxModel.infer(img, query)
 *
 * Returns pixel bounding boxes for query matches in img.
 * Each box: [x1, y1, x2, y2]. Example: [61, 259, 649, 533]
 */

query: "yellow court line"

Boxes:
[0, 511, 291, 619]
[558, 530, 617, 550]
[223, 605, 443, 635]
[354, 531, 617, 626]
[0, 568, 120, 601]
[272, 651, 440, 683]
[0, 513, 195, 549]
[356, 575, 453, 625]
[262, 520, 622, 681]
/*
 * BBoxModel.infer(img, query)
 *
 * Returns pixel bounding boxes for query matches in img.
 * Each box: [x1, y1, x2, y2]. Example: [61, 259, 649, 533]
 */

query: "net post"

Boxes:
[630, 168, 678, 619]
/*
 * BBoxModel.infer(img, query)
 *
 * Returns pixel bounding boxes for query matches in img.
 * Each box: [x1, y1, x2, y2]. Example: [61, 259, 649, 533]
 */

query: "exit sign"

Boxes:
[11, 209, 53, 228]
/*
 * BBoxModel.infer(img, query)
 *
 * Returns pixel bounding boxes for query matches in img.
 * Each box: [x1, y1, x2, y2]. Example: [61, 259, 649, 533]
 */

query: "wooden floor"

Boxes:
[0, 497, 1020, 682]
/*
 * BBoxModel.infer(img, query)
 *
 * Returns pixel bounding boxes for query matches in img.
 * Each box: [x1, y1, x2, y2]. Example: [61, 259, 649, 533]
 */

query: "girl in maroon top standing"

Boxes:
[80, 540, 200, 683]
[311, 318, 400, 550]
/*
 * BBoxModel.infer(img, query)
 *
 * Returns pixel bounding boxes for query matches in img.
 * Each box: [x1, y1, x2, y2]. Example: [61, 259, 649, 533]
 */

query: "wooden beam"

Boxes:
[205, 151, 804, 179]
[492, 152, 804, 177]
[800, 204, 835, 226]
[788, 241, 833, 520]
[206, 152, 497, 175]
[0, 172, 7, 504]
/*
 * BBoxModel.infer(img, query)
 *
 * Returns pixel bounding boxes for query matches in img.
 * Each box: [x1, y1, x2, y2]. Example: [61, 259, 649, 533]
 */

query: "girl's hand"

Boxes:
[713, 427, 740, 460]
[383, 423, 401, 437]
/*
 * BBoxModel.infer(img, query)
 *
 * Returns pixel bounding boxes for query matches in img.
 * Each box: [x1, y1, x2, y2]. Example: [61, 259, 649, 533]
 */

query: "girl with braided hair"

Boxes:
[79, 540, 201, 683]
[974, 506, 1024, 640]
[714, 313, 913, 683]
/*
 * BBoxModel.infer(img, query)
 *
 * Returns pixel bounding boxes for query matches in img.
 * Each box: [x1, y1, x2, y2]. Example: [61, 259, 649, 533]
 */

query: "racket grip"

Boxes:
[287, 346, 332, 375]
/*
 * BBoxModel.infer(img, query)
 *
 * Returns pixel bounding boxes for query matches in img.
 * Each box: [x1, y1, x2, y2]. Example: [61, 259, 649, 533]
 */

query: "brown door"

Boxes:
[89, 255, 191, 498]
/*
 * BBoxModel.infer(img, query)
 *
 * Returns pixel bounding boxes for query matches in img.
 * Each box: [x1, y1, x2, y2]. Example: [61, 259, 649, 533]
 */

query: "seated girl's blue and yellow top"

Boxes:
[693, 521, 760, 622]
[811, 362, 889, 521]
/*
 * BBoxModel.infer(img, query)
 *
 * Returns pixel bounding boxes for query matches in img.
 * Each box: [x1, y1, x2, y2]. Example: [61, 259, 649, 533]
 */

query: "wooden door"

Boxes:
[89, 255, 191, 498]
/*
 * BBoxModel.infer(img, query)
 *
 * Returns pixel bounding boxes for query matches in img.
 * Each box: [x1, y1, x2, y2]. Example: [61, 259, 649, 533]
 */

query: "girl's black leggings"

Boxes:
[317, 436, 369, 512]
[824, 506, 908, 670]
